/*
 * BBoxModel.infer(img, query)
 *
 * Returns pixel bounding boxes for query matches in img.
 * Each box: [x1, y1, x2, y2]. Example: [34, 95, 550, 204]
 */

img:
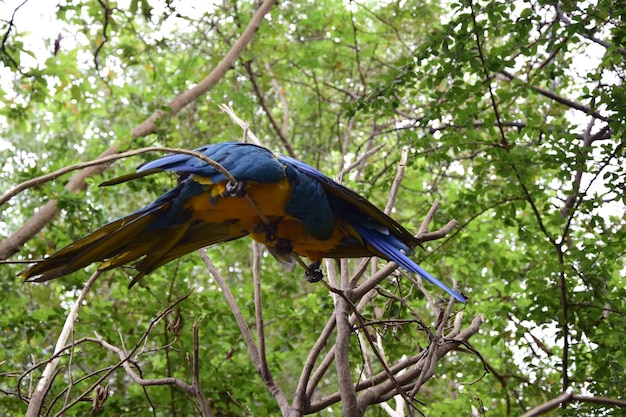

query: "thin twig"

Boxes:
[51, 293, 192, 416]
[265, 62, 290, 138]
[252, 242, 271, 382]
[0, 0, 29, 70]
[294, 312, 337, 413]
[416, 200, 458, 241]
[94, 336, 195, 391]
[198, 249, 261, 364]
[1, 146, 235, 208]
[384, 146, 408, 215]
[336, 143, 385, 182]
[305, 288, 378, 401]
[242, 61, 296, 157]
[219, 104, 264, 147]
[497, 70, 611, 123]
[192, 319, 213, 417]
[309, 314, 485, 412]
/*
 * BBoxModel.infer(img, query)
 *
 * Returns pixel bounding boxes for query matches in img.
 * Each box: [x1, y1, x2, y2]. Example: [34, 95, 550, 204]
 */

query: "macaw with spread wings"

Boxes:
[20, 142, 465, 302]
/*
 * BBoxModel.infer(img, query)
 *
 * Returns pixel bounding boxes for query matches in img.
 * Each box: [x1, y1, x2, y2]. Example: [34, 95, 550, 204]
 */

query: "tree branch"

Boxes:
[333, 270, 359, 417]
[25, 270, 101, 417]
[308, 314, 485, 413]
[130, 0, 277, 139]
[198, 248, 289, 414]
[497, 70, 611, 123]
[192, 319, 214, 417]
[242, 60, 296, 157]
[265, 62, 290, 138]
[520, 391, 626, 417]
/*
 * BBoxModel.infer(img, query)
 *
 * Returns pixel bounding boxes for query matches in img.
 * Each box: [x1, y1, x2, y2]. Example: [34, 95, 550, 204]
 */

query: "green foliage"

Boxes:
[1, 0, 624, 416]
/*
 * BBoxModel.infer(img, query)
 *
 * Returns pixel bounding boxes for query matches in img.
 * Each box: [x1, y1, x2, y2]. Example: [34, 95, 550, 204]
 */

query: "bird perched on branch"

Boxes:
[20, 142, 465, 302]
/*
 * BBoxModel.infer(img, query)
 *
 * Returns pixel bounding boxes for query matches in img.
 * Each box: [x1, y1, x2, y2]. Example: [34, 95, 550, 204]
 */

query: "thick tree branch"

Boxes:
[333, 264, 359, 417]
[130, 0, 277, 139]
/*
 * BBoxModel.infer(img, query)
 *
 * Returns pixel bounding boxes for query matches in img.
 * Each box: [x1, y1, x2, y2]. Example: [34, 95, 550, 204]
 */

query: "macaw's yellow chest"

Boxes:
[184, 176, 292, 229]
[183, 176, 348, 261]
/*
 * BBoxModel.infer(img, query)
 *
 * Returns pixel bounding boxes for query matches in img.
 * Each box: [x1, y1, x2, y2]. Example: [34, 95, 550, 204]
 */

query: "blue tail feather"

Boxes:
[353, 224, 466, 302]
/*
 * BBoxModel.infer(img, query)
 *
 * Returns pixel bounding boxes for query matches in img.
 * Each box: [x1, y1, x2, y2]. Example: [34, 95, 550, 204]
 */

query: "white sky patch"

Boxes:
[0, 0, 66, 68]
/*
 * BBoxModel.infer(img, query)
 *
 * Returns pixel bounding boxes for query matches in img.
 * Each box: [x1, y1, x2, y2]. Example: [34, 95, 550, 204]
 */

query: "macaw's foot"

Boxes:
[274, 238, 293, 255]
[305, 260, 323, 283]
[223, 181, 247, 197]
[251, 220, 282, 243]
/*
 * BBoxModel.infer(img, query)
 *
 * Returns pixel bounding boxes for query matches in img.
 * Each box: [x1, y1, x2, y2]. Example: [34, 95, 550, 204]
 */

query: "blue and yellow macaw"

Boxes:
[21, 142, 465, 302]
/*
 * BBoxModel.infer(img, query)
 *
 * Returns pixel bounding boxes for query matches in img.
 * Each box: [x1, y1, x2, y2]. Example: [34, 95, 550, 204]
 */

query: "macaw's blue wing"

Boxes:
[100, 142, 286, 187]
[21, 142, 288, 287]
[137, 142, 286, 183]
[278, 155, 466, 303]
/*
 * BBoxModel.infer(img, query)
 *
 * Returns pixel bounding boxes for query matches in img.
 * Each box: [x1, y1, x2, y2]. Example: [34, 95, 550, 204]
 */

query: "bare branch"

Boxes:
[192, 320, 214, 417]
[304, 289, 378, 404]
[497, 70, 611, 123]
[198, 249, 289, 413]
[309, 314, 485, 412]
[219, 104, 264, 146]
[265, 62, 290, 138]
[293, 312, 337, 414]
[251, 243, 289, 410]
[95, 336, 194, 391]
[198, 249, 261, 365]
[25, 270, 101, 417]
[333, 278, 359, 416]
[0, 146, 118, 260]
[416, 200, 458, 241]
[384, 146, 408, 215]
[252, 243, 270, 381]
[17, 292, 192, 415]
[336, 143, 386, 182]
[1, 146, 236, 208]
[520, 391, 626, 417]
